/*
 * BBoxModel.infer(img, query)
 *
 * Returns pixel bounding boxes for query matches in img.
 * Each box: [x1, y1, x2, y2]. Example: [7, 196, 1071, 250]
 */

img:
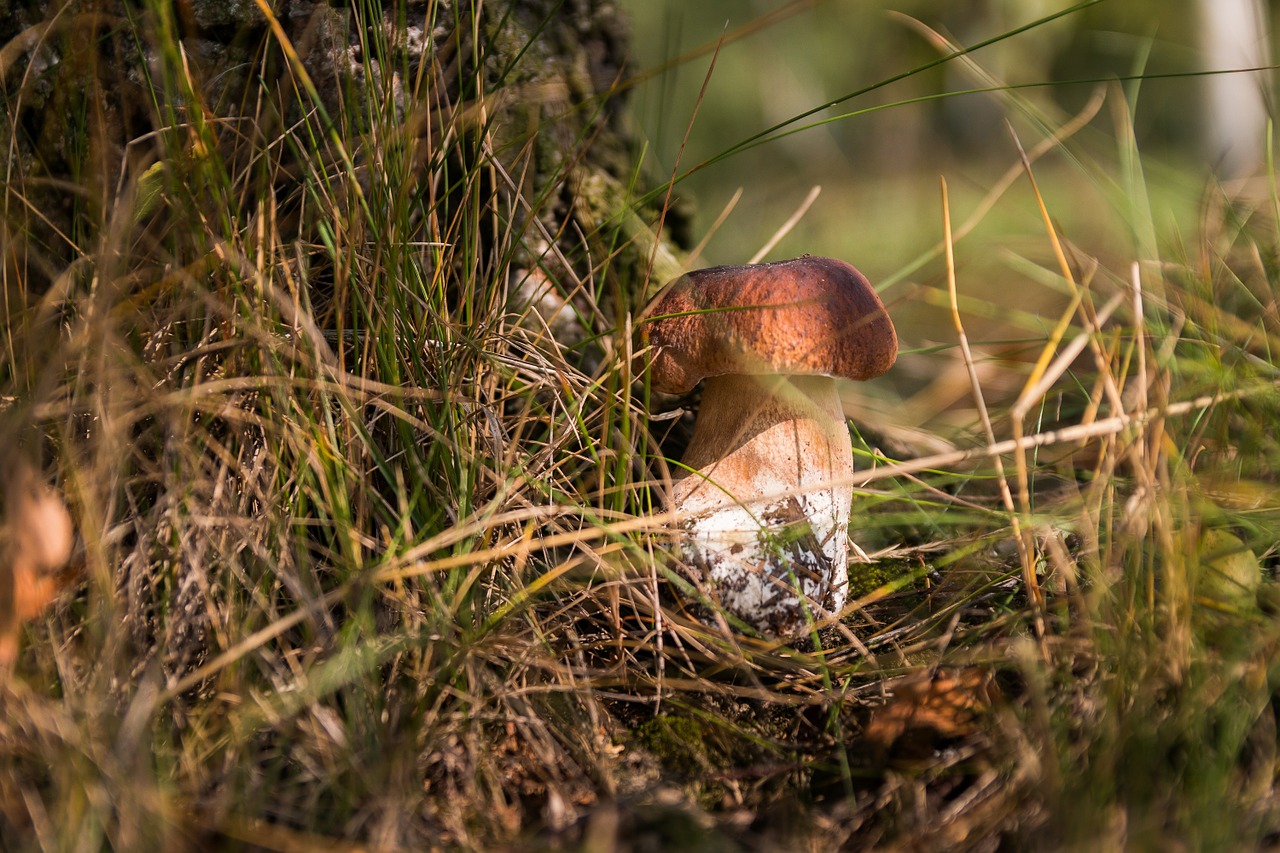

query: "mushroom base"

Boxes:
[669, 374, 854, 635]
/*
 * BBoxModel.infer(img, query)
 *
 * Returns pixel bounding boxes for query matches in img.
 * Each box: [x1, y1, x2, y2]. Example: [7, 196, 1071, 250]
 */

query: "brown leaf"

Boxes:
[1, 462, 74, 667]
[863, 668, 999, 759]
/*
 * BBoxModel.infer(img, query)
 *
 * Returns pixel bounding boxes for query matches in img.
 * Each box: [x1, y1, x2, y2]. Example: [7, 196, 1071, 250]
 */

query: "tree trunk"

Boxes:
[1198, 0, 1272, 178]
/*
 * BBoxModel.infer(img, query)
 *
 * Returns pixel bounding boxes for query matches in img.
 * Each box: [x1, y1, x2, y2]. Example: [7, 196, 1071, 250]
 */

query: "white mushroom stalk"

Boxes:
[644, 256, 897, 636]
[674, 373, 853, 634]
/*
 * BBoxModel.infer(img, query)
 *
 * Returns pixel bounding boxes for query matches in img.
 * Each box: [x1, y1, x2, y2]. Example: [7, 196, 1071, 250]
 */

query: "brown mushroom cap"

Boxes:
[644, 256, 898, 395]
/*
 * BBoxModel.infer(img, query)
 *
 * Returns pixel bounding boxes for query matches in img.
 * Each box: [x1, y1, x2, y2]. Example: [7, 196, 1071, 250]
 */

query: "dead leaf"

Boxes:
[863, 668, 999, 759]
[1, 461, 74, 667]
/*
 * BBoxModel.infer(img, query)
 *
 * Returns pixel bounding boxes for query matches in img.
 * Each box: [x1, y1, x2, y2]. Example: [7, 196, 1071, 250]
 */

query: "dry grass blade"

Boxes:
[687, 186, 744, 267]
[647, 26, 727, 288]
[747, 184, 821, 264]
[853, 383, 1267, 486]
[940, 175, 1040, 630]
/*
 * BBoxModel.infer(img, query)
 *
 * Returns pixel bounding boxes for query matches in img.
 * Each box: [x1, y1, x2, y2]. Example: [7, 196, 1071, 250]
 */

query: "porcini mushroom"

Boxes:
[645, 256, 897, 635]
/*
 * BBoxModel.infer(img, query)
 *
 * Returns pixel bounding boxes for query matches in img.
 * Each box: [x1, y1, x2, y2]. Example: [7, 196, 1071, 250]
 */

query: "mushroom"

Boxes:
[644, 256, 897, 635]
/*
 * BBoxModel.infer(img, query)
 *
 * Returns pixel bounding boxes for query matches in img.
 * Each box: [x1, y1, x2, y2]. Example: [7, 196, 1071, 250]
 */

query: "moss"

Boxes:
[632, 715, 715, 781]
[847, 558, 916, 600]
[629, 706, 794, 817]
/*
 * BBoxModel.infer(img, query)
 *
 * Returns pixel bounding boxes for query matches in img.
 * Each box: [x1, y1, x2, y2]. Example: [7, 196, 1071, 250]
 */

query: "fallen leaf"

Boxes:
[1, 461, 74, 667]
[863, 668, 999, 759]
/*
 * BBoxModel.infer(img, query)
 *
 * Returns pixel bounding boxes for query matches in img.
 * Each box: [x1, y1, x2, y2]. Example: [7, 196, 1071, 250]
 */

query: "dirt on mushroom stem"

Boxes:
[669, 372, 854, 635]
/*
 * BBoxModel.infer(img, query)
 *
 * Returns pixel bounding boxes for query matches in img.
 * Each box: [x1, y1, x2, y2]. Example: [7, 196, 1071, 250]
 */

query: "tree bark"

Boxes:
[0, 0, 678, 299]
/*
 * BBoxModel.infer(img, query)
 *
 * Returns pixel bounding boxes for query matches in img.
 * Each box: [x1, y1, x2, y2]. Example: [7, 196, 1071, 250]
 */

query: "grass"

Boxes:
[3, 1, 1280, 849]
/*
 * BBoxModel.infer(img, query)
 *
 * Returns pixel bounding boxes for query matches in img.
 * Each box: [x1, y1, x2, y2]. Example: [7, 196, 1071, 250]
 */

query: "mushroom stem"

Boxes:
[670, 373, 853, 635]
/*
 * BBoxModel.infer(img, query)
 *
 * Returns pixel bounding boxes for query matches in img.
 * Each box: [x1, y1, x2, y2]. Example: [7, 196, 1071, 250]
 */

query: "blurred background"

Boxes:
[622, 0, 1274, 264]
[620, 0, 1278, 431]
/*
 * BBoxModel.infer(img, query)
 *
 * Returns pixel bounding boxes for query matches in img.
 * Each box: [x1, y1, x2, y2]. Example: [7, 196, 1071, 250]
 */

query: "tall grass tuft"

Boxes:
[0, 1, 666, 846]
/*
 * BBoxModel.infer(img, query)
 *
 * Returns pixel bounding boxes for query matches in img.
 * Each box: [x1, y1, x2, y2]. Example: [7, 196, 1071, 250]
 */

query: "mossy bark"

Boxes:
[0, 0, 685, 300]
